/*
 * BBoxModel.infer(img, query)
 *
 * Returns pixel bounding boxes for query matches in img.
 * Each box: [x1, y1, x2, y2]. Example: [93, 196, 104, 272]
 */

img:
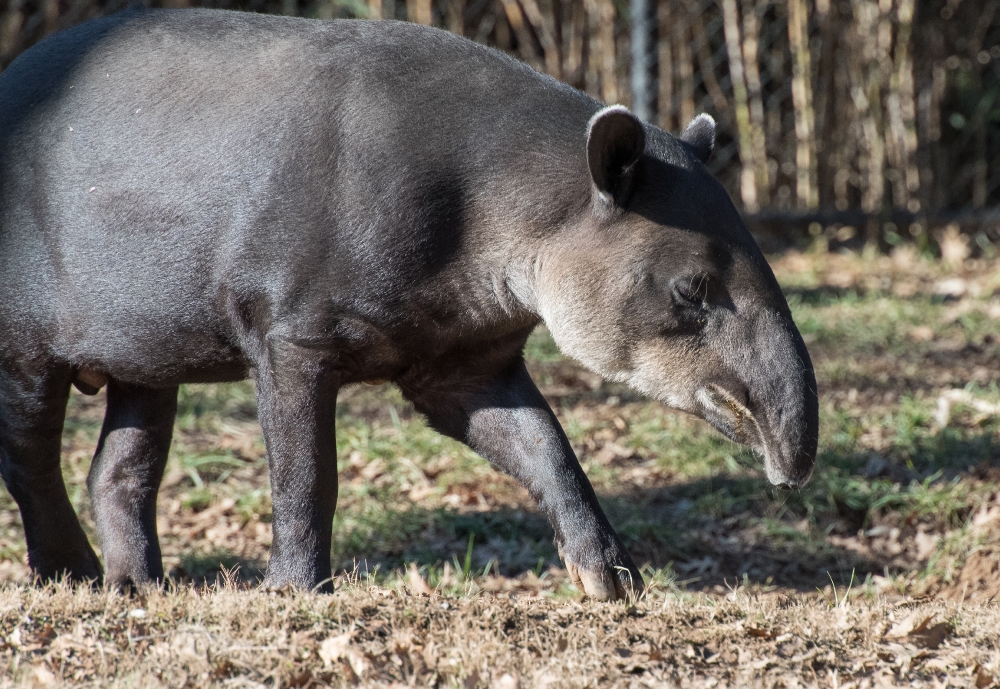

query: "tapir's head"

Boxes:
[536, 105, 818, 487]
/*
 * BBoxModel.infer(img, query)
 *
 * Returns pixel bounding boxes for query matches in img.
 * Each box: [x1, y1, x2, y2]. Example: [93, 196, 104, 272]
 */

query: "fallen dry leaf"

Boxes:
[319, 632, 368, 677]
[407, 563, 433, 596]
[908, 615, 951, 650]
[886, 611, 922, 639]
[975, 664, 995, 688]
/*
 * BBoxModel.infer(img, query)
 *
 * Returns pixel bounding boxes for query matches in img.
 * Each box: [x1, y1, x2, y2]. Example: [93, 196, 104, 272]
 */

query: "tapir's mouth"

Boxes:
[695, 384, 813, 488]
[696, 384, 763, 448]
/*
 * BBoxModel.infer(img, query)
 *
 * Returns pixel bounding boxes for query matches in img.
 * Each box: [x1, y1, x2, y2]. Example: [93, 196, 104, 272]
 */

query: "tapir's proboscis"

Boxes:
[0, 8, 818, 600]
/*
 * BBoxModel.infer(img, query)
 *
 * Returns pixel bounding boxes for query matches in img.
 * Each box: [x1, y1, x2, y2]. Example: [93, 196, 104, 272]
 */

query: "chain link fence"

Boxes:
[3, 0, 1000, 246]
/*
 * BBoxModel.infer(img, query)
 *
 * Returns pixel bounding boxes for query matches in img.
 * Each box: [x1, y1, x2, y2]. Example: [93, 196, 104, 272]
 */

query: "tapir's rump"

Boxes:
[0, 8, 816, 600]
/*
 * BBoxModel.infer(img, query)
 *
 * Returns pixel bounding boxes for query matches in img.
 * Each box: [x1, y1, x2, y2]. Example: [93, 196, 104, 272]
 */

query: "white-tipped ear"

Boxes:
[586, 105, 646, 206]
[679, 113, 715, 164]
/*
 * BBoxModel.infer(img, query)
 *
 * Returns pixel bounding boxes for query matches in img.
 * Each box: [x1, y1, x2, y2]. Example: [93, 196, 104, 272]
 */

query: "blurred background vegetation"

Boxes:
[2, 0, 999, 249]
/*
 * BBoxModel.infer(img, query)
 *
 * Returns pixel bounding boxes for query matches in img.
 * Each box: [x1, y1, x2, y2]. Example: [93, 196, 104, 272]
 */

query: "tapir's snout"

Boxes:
[692, 309, 818, 489]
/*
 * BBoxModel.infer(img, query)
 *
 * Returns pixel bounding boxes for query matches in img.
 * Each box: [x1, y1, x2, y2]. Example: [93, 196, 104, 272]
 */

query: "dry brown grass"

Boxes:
[0, 577, 998, 688]
[3, 247, 1000, 686]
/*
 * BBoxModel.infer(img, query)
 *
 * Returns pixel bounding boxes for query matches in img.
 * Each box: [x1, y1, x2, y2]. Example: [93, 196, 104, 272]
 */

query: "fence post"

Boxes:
[630, 0, 657, 122]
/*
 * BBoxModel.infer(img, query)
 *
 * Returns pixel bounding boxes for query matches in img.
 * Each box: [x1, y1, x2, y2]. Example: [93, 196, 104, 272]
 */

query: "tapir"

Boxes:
[0, 7, 818, 600]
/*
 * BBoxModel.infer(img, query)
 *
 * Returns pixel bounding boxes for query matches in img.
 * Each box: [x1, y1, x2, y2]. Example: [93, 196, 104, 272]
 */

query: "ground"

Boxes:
[1, 244, 999, 687]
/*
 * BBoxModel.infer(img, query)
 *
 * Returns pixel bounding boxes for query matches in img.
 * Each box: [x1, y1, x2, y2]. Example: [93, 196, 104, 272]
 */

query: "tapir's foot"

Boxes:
[262, 576, 334, 594]
[558, 540, 643, 601]
[262, 558, 334, 593]
[103, 564, 162, 594]
[29, 543, 103, 586]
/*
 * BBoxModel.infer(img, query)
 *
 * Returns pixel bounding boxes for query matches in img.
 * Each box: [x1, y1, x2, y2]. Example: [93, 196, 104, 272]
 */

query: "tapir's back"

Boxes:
[0, 9, 595, 380]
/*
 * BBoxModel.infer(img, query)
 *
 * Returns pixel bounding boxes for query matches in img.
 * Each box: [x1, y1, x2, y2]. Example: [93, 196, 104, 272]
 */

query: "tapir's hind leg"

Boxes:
[0, 357, 102, 582]
[400, 359, 643, 601]
[87, 380, 177, 590]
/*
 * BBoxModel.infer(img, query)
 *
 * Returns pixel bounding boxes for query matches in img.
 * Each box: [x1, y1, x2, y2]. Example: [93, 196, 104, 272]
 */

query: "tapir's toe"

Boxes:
[577, 567, 618, 601]
[561, 547, 643, 601]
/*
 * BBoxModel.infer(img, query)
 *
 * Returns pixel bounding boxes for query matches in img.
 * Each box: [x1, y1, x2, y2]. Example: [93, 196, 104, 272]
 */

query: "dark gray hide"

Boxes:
[0, 8, 818, 599]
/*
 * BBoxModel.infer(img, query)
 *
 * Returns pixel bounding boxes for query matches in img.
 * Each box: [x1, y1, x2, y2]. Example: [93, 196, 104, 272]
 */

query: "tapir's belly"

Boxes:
[7, 211, 251, 385]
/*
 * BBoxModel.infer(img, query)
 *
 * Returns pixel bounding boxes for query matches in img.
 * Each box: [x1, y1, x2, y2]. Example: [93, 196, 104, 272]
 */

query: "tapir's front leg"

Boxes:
[402, 360, 642, 600]
[254, 340, 340, 592]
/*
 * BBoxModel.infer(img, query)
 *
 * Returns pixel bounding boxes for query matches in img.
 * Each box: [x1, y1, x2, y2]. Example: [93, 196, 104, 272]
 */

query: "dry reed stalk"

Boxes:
[584, 0, 616, 104]
[551, 0, 563, 74]
[969, 1, 1000, 208]
[42, 0, 59, 33]
[787, 0, 817, 209]
[673, 4, 694, 126]
[498, 0, 544, 71]
[407, 0, 433, 25]
[518, 0, 561, 77]
[492, 10, 509, 47]
[742, 0, 770, 207]
[446, 0, 463, 34]
[849, 0, 885, 222]
[0, 5, 24, 67]
[928, 62, 946, 210]
[886, 0, 919, 212]
[693, 8, 727, 114]
[657, 0, 674, 132]
[597, 0, 617, 104]
[565, 0, 586, 88]
[811, 1, 840, 208]
[583, 0, 599, 96]
[722, 0, 759, 211]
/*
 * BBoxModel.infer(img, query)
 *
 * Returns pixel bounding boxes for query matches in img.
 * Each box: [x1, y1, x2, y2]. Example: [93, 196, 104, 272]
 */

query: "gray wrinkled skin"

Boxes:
[0, 9, 817, 600]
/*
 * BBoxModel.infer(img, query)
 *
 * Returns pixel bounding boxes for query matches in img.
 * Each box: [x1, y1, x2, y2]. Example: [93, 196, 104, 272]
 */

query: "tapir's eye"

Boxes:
[672, 276, 709, 308]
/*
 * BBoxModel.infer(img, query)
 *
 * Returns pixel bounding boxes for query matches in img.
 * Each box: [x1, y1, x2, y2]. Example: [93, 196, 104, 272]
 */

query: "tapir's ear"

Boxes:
[679, 113, 716, 164]
[587, 105, 646, 206]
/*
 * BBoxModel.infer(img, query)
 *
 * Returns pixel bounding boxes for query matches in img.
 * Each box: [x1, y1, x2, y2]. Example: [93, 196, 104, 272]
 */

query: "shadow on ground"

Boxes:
[172, 434, 999, 594]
